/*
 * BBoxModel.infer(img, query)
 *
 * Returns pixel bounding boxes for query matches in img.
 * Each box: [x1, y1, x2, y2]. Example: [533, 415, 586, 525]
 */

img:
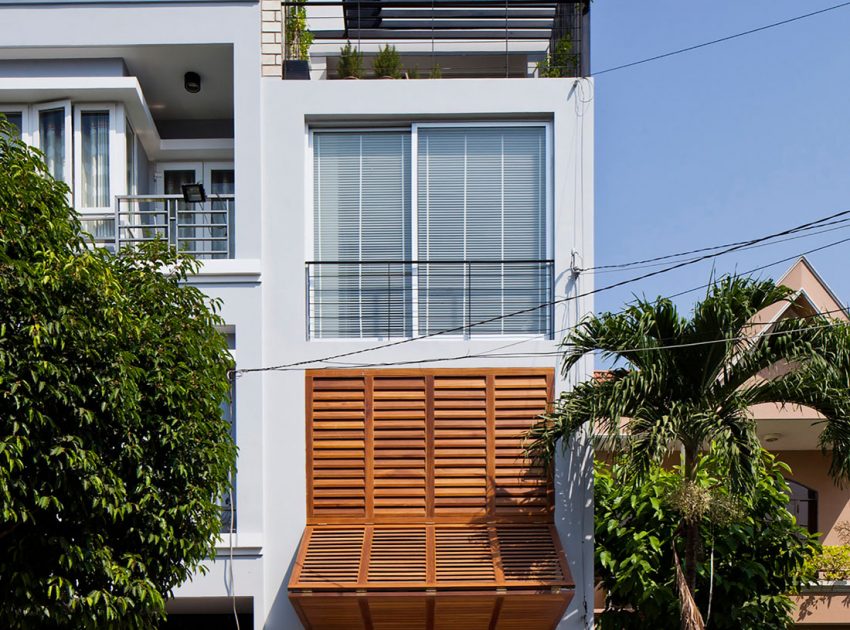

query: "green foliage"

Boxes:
[805, 544, 850, 581]
[285, 0, 313, 61]
[429, 64, 442, 79]
[0, 118, 236, 628]
[595, 453, 820, 629]
[338, 41, 364, 79]
[528, 275, 850, 494]
[537, 37, 579, 78]
[373, 44, 402, 78]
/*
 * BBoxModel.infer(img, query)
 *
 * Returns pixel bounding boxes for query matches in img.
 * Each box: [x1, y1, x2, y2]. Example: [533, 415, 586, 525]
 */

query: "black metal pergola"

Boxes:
[283, 0, 590, 74]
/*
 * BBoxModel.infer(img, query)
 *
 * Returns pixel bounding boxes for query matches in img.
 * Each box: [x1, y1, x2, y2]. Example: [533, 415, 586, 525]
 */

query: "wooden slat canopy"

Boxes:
[291, 369, 572, 630]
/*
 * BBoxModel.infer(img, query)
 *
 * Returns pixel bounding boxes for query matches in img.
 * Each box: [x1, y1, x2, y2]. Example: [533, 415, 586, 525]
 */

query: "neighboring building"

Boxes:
[591, 256, 850, 628]
[750, 257, 850, 628]
[0, 2, 594, 628]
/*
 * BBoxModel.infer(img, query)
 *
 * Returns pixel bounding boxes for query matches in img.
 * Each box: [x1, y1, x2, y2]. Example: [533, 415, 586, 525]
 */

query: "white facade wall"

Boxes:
[0, 4, 594, 628]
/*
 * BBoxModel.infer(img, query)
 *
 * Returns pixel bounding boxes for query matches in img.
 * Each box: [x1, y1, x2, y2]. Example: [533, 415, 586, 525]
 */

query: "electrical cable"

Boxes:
[592, 1, 850, 76]
[233, 210, 850, 375]
[581, 216, 850, 273]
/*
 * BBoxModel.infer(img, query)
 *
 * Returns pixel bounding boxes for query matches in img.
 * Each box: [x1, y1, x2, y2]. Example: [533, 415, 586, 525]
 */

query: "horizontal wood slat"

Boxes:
[291, 591, 572, 630]
[307, 368, 553, 525]
[290, 524, 572, 591]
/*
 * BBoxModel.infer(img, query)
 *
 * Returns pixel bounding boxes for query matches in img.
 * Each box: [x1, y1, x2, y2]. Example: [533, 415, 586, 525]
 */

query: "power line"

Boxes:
[234, 210, 850, 375]
[293, 316, 850, 371]
[592, 1, 850, 76]
[582, 217, 850, 274]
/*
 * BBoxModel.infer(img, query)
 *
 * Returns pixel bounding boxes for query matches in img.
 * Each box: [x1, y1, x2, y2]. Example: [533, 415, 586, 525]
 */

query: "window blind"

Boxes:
[313, 131, 412, 338]
[416, 126, 548, 335]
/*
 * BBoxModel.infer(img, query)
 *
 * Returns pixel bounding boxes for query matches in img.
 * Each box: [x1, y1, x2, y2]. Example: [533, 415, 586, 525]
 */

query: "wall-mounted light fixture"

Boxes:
[184, 71, 201, 94]
[763, 433, 782, 443]
[182, 183, 207, 203]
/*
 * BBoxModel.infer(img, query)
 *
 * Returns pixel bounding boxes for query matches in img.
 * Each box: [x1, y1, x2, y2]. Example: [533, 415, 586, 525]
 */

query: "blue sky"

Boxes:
[591, 0, 850, 316]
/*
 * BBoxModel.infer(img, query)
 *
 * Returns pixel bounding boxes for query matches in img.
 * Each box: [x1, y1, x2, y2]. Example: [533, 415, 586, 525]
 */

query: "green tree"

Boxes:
[528, 276, 850, 628]
[0, 118, 236, 627]
[595, 453, 818, 629]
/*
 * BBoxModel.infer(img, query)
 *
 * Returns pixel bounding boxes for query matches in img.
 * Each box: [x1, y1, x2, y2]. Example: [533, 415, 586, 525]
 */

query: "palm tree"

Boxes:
[528, 276, 850, 629]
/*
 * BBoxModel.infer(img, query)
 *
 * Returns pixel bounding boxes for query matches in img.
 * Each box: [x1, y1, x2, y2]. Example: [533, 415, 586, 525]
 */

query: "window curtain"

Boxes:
[39, 109, 66, 182]
[313, 131, 411, 338]
[417, 126, 547, 336]
[81, 112, 110, 208]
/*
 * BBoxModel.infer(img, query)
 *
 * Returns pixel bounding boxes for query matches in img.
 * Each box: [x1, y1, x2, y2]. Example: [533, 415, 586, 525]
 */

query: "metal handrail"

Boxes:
[305, 259, 555, 340]
[80, 194, 236, 260]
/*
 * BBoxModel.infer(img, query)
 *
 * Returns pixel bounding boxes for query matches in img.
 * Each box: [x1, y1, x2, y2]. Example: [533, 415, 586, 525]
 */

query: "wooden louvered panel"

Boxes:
[433, 375, 488, 517]
[496, 525, 565, 583]
[290, 524, 571, 591]
[307, 368, 554, 524]
[368, 528, 428, 583]
[493, 373, 552, 518]
[434, 527, 495, 583]
[309, 376, 367, 519]
[493, 594, 571, 630]
[373, 377, 427, 518]
[298, 527, 364, 586]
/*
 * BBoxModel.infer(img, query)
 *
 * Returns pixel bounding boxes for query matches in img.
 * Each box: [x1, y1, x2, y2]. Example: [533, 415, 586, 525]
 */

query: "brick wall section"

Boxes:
[261, 0, 283, 77]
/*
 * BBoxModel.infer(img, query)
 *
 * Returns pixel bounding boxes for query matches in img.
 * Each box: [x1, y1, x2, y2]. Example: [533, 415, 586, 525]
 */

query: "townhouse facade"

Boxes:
[0, 1, 594, 628]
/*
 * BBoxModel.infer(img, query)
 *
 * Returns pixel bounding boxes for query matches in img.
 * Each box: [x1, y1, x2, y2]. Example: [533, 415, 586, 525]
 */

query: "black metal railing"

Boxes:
[306, 259, 554, 339]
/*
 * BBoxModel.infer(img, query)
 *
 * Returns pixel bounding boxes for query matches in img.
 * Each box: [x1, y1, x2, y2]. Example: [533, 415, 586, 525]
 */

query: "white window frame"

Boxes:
[32, 100, 73, 187]
[125, 117, 137, 196]
[307, 121, 553, 341]
[73, 103, 125, 214]
[0, 104, 31, 143]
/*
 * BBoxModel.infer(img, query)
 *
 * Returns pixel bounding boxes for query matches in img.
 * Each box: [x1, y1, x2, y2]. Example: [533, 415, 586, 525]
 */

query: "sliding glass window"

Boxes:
[310, 124, 550, 340]
[312, 131, 412, 339]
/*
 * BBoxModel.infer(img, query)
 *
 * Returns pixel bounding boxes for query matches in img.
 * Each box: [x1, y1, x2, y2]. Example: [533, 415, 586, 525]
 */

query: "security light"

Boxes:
[184, 71, 201, 94]
[181, 183, 207, 203]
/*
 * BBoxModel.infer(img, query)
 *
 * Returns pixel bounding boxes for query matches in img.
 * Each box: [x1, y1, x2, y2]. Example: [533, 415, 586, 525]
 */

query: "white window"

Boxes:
[32, 101, 72, 185]
[1, 106, 29, 142]
[74, 104, 124, 213]
[310, 124, 552, 339]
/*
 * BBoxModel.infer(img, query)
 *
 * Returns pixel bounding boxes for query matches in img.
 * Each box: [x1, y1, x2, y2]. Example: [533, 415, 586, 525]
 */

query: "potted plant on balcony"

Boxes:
[338, 41, 363, 79]
[372, 44, 402, 79]
[536, 36, 578, 78]
[284, 0, 313, 80]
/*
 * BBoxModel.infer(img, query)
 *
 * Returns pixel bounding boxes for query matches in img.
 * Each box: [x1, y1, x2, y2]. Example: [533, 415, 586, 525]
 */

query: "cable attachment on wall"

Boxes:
[570, 250, 583, 277]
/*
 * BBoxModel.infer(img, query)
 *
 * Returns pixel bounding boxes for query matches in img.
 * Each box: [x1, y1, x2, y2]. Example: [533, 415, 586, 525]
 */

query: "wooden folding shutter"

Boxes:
[306, 369, 554, 524]
[308, 375, 367, 520]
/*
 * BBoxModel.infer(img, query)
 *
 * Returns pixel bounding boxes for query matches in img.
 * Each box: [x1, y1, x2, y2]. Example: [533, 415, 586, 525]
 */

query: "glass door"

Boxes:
[204, 163, 235, 258]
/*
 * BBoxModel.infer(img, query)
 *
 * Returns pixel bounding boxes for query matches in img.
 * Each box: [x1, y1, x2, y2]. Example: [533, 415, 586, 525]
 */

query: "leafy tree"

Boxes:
[595, 453, 818, 629]
[528, 276, 850, 628]
[0, 118, 236, 627]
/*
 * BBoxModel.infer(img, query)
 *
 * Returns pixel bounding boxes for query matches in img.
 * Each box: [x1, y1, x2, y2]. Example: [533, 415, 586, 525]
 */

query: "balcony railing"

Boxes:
[80, 194, 236, 260]
[306, 259, 554, 339]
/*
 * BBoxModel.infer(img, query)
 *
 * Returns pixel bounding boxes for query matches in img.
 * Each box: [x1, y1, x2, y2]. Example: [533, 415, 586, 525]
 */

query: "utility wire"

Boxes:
[234, 210, 850, 375]
[582, 216, 850, 273]
[592, 1, 850, 76]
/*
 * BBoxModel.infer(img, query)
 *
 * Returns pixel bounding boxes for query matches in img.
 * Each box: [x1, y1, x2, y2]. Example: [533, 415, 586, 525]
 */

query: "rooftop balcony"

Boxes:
[291, 0, 590, 79]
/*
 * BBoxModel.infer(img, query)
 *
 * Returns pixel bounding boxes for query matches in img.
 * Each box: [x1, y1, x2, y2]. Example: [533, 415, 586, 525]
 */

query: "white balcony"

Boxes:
[81, 194, 236, 260]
